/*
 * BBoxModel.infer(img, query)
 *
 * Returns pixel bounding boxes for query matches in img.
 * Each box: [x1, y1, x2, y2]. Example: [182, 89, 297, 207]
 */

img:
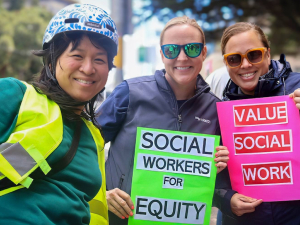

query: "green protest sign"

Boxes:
[128, 127, 220, 225]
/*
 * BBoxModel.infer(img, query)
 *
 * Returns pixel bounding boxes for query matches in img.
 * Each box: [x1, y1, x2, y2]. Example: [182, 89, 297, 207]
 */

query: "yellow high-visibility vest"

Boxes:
[0, 82, 108, 224]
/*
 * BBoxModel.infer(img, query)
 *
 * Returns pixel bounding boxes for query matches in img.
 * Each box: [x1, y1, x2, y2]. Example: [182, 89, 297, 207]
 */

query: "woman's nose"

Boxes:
[177, 48, 188, 61]
[79, 59, 95, 75]
[240, 57, 252, 69]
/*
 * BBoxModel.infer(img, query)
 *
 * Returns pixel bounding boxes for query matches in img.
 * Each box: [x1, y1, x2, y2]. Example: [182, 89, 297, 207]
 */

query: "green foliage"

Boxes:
[0, 34, 15, 68]
[0, 5, 52, 80]
[8, 0, 25, 11]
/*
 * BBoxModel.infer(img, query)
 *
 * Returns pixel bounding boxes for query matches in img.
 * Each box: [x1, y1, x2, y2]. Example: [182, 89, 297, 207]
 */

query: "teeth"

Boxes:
[241, 72, 255, 78]
[176, 67, 190, 70]
[76, 79, 93, 84]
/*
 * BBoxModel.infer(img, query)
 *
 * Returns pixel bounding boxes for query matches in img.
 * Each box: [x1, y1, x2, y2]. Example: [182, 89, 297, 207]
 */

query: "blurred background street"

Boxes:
[1, 0, 299, 90]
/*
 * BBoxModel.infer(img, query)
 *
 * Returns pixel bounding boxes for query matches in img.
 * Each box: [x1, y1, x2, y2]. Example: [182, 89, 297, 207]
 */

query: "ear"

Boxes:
[202, 45, 207, 60]
[48, 63, 54, 73]
[267, 48, 271, 65]
[160, 49, 165, 62]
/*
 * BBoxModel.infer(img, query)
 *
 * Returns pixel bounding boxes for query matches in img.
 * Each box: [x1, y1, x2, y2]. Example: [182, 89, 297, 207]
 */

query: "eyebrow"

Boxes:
[71, 48, 107, 55]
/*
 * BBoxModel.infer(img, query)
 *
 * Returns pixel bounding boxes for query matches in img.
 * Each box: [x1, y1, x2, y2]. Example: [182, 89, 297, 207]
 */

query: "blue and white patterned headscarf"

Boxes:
[43, 3, 118, 56]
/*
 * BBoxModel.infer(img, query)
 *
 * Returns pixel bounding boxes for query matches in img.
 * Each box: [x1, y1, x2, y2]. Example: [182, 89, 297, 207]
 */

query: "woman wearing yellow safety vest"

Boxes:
[0, 3, 118, 225]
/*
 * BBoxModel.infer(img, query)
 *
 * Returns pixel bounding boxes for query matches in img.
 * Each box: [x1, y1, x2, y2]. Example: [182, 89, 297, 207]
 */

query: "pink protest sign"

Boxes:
[217, 95, 300, 202]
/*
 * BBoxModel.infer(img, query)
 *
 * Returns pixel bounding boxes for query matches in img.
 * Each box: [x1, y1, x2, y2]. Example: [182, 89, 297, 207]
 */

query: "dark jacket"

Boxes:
[221, 54, 300, 225]
[97, 69, 231, 225]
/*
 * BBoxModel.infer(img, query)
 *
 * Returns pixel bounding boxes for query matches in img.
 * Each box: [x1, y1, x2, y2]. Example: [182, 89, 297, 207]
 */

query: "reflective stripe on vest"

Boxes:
[0, 82, 63, 188]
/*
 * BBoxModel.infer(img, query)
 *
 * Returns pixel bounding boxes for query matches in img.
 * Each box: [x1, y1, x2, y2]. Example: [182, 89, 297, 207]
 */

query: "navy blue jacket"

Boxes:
[97, 70, 232, 225]
[221, 54, 300, 225]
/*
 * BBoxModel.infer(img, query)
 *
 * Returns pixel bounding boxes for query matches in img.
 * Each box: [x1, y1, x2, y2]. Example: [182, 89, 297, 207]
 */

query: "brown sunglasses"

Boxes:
[223, 47, 268, 68]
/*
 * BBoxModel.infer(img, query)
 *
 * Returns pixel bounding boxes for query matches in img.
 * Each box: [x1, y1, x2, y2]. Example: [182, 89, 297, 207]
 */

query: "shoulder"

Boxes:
[97, 81, 129, 114]
[0, 78, 28, 139]
[0, 77, 27, 94]
[126, 75, 155, 85]
[206, 67, 229, 82]
[207, 91, 221, 102]
[284, 71, 300, 93]
[200, 90, 221, 103]
[197, 75, 222, 102]
[112, 80, 129, 94]
[286, 71, 300, 80]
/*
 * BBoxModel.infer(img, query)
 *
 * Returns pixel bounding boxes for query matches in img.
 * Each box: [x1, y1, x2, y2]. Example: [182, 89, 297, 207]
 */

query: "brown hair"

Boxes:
[221, 22, 270, 55]
[160, 16, 205, 45]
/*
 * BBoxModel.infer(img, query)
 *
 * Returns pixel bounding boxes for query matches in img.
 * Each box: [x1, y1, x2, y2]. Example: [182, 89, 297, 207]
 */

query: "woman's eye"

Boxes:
[73, 55, 82, 58]
[95, 58, 105, 63]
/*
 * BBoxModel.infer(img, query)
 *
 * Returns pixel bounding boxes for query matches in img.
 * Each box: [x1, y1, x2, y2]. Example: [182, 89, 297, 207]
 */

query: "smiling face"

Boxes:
[55, 35, 109, 102]
[224, 30, 271, 95]
[160, 24, 207, 93]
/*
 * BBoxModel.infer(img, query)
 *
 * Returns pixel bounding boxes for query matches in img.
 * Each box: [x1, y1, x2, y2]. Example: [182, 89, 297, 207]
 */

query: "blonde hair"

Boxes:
[160, 16, 205, 45]
[221, 22, 270, 55]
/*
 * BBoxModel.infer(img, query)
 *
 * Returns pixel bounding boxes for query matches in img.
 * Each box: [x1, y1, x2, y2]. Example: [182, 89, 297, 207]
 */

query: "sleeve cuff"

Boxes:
[221, 189, 237, 217]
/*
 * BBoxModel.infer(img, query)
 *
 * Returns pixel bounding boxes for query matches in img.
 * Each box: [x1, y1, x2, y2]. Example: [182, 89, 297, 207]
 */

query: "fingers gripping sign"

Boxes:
[214, 146, 229, 174]
[106, 188, 134, 219]
[289, 88, 300, 110]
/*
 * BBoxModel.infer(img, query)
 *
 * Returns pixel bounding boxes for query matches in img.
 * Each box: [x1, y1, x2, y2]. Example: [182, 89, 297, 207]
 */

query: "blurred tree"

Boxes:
[138, 0, 300, 55]
[7, 0, 25, 11]
[0, 5, 52, 80]
[31, 0, 40, 7]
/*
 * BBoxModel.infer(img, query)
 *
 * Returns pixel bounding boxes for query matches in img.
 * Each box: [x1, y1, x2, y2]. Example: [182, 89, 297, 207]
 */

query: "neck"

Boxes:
[240, 87, 255, 96]
[75, 106, 85, 115]
[168, 80, 196, 100]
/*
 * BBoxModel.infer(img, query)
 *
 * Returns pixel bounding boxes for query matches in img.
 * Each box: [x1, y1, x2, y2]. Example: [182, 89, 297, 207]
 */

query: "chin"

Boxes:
[241, 87, 256, 95]
[178, 77, 195, 84]
[73, 96, 90, 102]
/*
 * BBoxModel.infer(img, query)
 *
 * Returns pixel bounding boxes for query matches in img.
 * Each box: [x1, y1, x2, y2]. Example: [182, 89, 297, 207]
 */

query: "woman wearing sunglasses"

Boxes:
[96, 16, 230, 225]
[219, 22, 300, 225]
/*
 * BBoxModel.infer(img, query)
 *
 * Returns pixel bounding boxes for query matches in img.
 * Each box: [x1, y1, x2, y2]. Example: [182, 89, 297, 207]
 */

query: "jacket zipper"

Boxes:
[178, 114, 182, 130]
[118, 174, 125, 189]
[176, 86, 210, 131]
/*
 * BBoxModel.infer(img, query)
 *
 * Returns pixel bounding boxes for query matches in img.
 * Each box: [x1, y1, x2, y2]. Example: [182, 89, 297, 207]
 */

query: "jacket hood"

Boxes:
[223, 54, 292, 101]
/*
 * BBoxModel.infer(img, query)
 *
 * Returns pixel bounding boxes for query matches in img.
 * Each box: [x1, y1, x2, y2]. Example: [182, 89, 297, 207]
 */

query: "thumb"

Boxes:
[239, 197, 257, 203]
[252, 199, 263, 207]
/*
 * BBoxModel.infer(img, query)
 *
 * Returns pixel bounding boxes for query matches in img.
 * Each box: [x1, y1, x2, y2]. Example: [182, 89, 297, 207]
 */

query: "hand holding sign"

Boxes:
[230, 193, 263, 216]
[215, 146, 229, 174]
[130, 128, 221, 225]
[106, 188, 134, 219]
[289, 88, 300, 110]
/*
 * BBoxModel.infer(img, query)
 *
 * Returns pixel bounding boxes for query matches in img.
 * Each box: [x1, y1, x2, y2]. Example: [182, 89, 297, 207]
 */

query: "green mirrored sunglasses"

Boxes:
[161, 43, 204, 59]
